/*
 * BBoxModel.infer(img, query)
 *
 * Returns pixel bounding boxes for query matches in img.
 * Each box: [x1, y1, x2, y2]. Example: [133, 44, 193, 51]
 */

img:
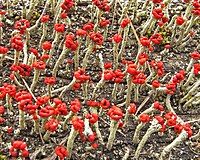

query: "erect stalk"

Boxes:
[92, 53, 105, 99]
[63, 111, 73, 130]
[160, 131, 188, 160]
[26, 0, 38, 19]
[132, 122, 145, 144]
[51, 0, 56, 14]
[14, 50, 21, 65]
[30, 69, 40, 91]
[47, 85, 52, 97]
[19, 110, 26, 129]
[183, 68, 194, 88]
[39, 23, 48, 48]
[33, 118, 40, 133]
[111, 0, 117, 29]
[47, 32, 61, 64]
[118, 25, 130, 61]
[82, 43, 94, 69]
[23, 30, 30, 64]
[111, 83, 119, 101]
[124, 74, 132, 125]
[0, 22, 3, 44]
[134, 84, 139, 102]
[184, 15, 196, 38]
[43, 130, 51, 141]
[5, 94, 13, 112]
[90, 107, 104, 144]
[82, 81, 89, 101]
[67, 127, 79, 158]
[141, 2, 154, 36]
[74, 38, 82, 71]
[94, 8, 102, 32]
[52, 46, 68, 77]
[113, 43, 120, 70]
[180, 79, 200, 103]
[135, 121, 161, 159]
[106, 120, 118, 150]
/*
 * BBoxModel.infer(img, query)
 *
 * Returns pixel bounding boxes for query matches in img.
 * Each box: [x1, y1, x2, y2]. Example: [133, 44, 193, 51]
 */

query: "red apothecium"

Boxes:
[42, 41, 52, 51]
[107, 106, 123, 121]
[152, 8, 164, 20]
[100, 98, 110, 109]
[128, 103, 137, 114]
[113, 33, 122, 43]
[176, 16, 185, 25]
[139, 113, 150, 123]
[120, 18, 130, 28]
[55, 146, 69, 160]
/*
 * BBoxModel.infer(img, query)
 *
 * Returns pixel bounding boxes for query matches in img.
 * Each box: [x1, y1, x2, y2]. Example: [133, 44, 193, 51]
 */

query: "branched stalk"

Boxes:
[59, 78, 76, 98]
[180, 79, 200, 103]
[183, 68, 194, 88]
[63, 111, 73, 130]
[82, 43, 94, 69]
[135, 120, 161, 159]
[92, 53, 105, 98]
[160, 130, 188, 160]
[19, 110, 26, 129]
[132, 122, 145, 144]
[30, 69, 40, 91]
[118, 25, 129, 61]
[52, 46, 68, 77]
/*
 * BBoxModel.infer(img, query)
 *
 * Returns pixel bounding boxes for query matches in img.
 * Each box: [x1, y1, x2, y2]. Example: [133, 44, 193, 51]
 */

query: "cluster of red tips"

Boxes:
[85, 113, 99, 124]
[107, 106, 123, 121]
[153, 101, 164, 111]
[74, 69, 90, 83]
[61, 0, 74, 12]
[103, 69, 124, 83]
[150, 60, 165, 77]
[44, 118, 59, 132]
[71, 116, 85, 133]
[9, 141, 29, 158]
[65, 33, 79, 51]
[32, 60, 46, 70]
[139, 113, 151, 123]
[92, 0, 110, 12]
[55, 146, 69, 160]
[10, 35, 24, 51]
[14, 19, 30, 34]
[152, 8, 164, 20]
[44, 76, 56, 85]
[89, 32, 104, 45]
[99, 18, 110, 28]
[70, 98, 81, 113]
[0, 46, 9, 54]
[10, 63, 32, 77]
